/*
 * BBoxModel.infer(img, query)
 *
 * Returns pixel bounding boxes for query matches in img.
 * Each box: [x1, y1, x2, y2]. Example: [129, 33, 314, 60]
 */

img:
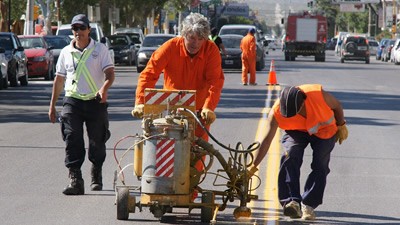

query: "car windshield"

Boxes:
[346, 37, 367, 45]
[369, 41, 378, 46]
[0, 36, 14, 50]
[220, 28, 248, 36]
[142, 36, 173, 47]
[126, 34, 141, 44]
[221, 37, 241, 48]
[109, 36, 128, 46]
[44, 37, 69, 49]
[20, 37, 46, 49]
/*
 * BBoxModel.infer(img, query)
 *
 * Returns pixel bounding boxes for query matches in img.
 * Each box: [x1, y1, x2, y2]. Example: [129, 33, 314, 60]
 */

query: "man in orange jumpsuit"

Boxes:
[240, 28, 257, 85]
[131, 13, 225, 200]
[249, 85, 348, 220]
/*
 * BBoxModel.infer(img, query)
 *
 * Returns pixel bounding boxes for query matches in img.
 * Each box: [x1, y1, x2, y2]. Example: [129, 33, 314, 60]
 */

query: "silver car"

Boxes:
[0, 47, 8, 89]
[368, 40, 378, 56]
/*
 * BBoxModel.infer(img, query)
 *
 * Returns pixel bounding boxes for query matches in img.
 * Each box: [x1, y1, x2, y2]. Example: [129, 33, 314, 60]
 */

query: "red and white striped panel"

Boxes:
[155, 139, 175, 177]
[145, 91, 195, 106]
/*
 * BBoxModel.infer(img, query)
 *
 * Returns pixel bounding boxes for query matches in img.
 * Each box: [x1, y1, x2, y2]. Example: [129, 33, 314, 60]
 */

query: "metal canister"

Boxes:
[141, 116, 191, 194]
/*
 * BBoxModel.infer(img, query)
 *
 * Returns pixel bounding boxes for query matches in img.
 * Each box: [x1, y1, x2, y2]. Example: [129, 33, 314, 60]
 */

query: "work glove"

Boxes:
[247, 166, 258, 177]
[335, 124, 348, 145]
[131, 104, 144, 118]
[200, 108, 216, 125]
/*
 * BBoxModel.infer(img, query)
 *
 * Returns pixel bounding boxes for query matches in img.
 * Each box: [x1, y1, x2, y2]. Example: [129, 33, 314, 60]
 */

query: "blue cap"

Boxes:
[71, 14, 90, 27]
[249, 28, 256, 34]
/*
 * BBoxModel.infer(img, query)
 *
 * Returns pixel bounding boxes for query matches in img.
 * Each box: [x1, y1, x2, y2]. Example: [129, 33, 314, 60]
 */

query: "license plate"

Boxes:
[358, 46, 367, 50]
[225, 60, 234, 65]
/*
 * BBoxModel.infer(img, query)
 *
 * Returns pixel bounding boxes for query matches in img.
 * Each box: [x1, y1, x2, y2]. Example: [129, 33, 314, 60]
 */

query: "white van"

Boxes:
[56, 23, 104, 42]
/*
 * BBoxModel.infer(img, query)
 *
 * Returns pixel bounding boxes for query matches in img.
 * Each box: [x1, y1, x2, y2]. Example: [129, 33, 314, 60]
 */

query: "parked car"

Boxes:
[136, 34, 175, 73]
[325, 37, 337, 50]
[376, 38, 390, 60]
[114, 27, 145, 44]
[219, 34, 242, 69]
[19, 35, 55, 80]
[391, 39, 400, 64]
[0, 32, 28, 87]
[368, 39, 379, 56]
[43, 35, 70, 66]
[390, 39, 400, 63]
[107, 34, 136, 65]
[340, 35, 369, 64]
[218, 24, 267, 71]
[116, 32, 143, 53]
[0, 47, 8, 89]
[381, 39, 396, 62]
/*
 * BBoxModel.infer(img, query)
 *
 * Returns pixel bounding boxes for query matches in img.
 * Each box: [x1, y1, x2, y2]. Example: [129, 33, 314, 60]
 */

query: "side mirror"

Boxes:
[17, 46, 24, 51]
[100, 37, 106, 44]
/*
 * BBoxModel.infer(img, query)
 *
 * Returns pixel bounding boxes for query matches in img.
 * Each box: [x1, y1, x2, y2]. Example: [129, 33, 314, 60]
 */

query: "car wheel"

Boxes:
[45, 65, 53, 81]
[19, 74, 28, 86]
[9, 66, 18, 87]
[1, 71, 8, 89]
[366, 58, 370, 64]
[137, 66, 144, 73]
[340, 58, 345, 63]
[345, 42, 356, 53]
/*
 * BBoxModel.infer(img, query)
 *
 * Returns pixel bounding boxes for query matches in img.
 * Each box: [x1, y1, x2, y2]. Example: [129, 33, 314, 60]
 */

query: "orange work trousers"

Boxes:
[241, 56, 256, 84]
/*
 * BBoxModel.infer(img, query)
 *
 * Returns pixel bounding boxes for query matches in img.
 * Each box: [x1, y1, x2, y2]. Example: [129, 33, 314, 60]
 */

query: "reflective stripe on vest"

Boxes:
[308, 115, 335, 135]
[65, 47, 97, 100]
[209, 35, 217, 42]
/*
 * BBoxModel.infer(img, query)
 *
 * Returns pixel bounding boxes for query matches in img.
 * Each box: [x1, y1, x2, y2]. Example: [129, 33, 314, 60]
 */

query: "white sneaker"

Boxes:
[283, 201, 302, 218]
[301, 203, 316, 220]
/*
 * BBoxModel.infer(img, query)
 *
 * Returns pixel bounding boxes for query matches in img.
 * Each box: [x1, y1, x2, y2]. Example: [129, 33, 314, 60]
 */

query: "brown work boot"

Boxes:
[90, 165, 103, 191]
[63, 168, 84, 195]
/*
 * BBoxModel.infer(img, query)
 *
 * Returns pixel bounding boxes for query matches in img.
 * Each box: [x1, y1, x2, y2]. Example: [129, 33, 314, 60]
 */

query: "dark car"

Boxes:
[0, 32, 28, 87]
[136, 34, 175, 73]
[43, 35, 71, 65]
[219, 24, 266, 71]
[381, 39, 396, 62]
[376, 38, 390, 60]
[326, 37, 337, 50]
[107, 34, 136, 65]
[219, 34, 242, 69]
[114, 32, 143, 53]
[340, 36, 369, 64]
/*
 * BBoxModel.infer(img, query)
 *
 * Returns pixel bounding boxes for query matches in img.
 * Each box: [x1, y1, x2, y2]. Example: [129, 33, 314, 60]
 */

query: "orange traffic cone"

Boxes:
[267, 60, 278, 85]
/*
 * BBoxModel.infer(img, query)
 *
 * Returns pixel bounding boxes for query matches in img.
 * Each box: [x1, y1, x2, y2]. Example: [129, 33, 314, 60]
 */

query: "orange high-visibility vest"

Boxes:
[273, 84, 337, 139]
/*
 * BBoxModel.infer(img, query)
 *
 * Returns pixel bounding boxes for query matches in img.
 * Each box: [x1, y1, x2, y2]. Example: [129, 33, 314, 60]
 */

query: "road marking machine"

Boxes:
[113, 89, 261, 223]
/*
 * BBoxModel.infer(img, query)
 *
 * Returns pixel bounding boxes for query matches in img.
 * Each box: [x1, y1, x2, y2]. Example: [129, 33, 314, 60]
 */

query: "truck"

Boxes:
[283, 11, 327, 62]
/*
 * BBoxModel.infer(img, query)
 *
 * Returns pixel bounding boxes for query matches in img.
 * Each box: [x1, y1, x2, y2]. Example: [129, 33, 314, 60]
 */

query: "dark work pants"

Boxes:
[60, 97, 110, 169]
[278, 130, 335, 209]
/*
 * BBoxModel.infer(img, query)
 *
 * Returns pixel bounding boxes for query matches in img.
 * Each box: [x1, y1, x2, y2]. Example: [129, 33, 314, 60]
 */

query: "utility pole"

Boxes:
[7, 0, 10, 32]
[56, 0, 61, 27]
[24, 0, 34, 35]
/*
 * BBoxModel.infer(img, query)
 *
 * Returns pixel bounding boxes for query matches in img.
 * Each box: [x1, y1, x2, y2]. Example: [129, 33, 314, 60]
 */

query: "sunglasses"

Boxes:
[71, 26, 87, 31]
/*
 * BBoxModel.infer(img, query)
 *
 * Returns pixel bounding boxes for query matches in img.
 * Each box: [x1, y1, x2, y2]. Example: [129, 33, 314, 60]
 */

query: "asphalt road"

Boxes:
[0, 50, 399, 225]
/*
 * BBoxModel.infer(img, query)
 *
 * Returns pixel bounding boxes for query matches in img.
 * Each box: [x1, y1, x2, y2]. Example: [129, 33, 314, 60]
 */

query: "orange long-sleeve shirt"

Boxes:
[135, 36, 225, 111]
[240, 33, 256, 59]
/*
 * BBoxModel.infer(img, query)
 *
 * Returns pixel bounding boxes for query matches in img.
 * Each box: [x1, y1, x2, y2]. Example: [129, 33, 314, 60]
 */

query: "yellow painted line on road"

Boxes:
[250, 85, 281, 224]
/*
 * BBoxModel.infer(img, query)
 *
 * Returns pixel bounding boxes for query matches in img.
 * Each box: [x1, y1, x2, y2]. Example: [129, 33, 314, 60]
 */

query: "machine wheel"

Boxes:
[116, 187, 130, 220]
[201, 191, 215, 223]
